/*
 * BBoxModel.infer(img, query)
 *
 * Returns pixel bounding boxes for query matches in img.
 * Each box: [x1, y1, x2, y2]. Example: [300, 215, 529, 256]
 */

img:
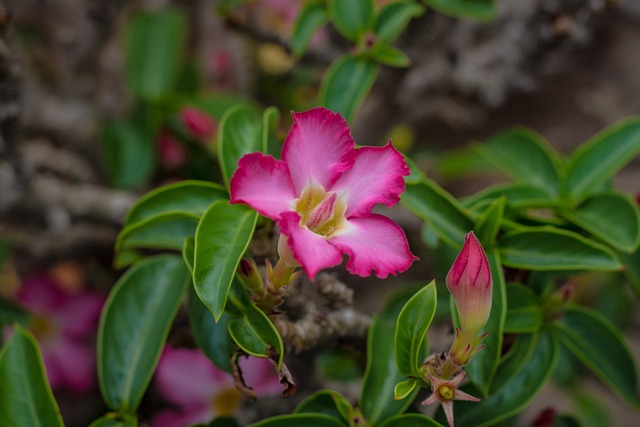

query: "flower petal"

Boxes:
[329, 214, 417, 278]
[442, 400, 455, 427]
[48, 340, 96, 392]
[230, 152, 297, 219]
[59, 292, 104, 338]
[238, 356, 283, 396]
[153, 406, 212, 427]
[277, 211, 343, 280]
[281, 107, 355, 194]
[156, 346, 231, 408]
[331, 142, 409, 217]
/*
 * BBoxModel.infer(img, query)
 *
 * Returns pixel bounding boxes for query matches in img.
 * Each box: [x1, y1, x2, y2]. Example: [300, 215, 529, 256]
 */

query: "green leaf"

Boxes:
[474, 196, 505, 248]
[463, 183, 558, 210]
[295, 389, 354, 423]
[318, 55, 379, 124]
[489, 333, 537, 393]
[102, 120, 155, 189]
[422, 0, 496, 21]
[552, 306, 640, 408]
[117, 212, 199, 251]
[394, 281, 437, 378]
[218, 104, 265, 187]
[562, 192, 640, 253]
[368, 44, 410, 67]
[328, 0, 374, 42]
[98, 255, 189, 413]
[262, 106, 280, 155]
[125, 180, 227, 225]
[362, 317, 418, 425]
[473, 127, 562, 196]
[228, 303, 284, 369]
[498, 228, 623, 271]
[393, 379, 417, 400]
[563, 117, 640, 203]
[620, 250, 640, 296]
[291, 3, 328, 57]
[456, 331, 558, 427]
[375, 1, 424, 43]
[464, 250, 506, 394]
[378, 413, 445, 427]
[249, 413, 345, 427]
[124, 9, 187, 100]
[0, 326, 64, 427]
[188, 287, 236, 373]
[503, 284, 542, 334]
[88, 415, 138, 427]
[193, 200, 257, 321]
[401, 179, 474, 249]
[316, 349, 362, 381]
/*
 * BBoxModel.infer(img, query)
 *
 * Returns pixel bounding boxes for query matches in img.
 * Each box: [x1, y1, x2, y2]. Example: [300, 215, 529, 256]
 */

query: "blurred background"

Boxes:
[0, 0, 639, 426]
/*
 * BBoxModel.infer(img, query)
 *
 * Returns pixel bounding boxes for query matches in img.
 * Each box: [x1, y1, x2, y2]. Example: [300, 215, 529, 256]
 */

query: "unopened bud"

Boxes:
[237, 258, 264, 296]
[180, 106, 217, 140]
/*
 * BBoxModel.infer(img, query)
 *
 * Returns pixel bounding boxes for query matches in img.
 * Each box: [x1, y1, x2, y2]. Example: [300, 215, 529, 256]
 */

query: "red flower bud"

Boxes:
[180, 106, 217, 140]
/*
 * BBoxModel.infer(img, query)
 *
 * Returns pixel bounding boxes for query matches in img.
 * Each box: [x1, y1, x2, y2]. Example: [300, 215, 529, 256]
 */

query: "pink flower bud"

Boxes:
[180, 106, 217, 140]
[446, 232, 492, 366]
[446, 231, 492, 335]
[157, 132, 186, 170]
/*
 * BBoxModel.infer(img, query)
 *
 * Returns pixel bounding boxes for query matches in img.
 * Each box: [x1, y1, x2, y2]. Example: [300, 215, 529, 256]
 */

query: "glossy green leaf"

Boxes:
[182, 236, 195, 272]
[503, 284, 542, 334]
[188, 287, 236, 373]
[0, 326, 64, 427]
[498, 228, 623, 271]
[328, 0, 374, 42]
[401, 179, 474, 249]
[368, 44, 410, 67]
[249, 414, 345, 427]
[291, 3, 328, 57]
[362, 317, 418, 425]
[489, 333, 537, 393]
[375, 1, 424, 43]
[379, 413, 444, 427]
[473, 127, 561, 195]
[102, 120, 155, 189]
[98, 255, 189, 413]
[117, 212, 199, 251]
[295, 389, 354, 423]
[393, 379, 417, 400]
[113, 249, 143, 270]
[88, 415, 137, 427]
[228, 303, 284, 369]
[463, 183, 557, 210]
[552, 306, 640, 408]
[318, 55, 378, 124]
[457, 331, 558, 427]
[474, 196, 505, 248]
[125, 180, 227, 225]
[620, 250, 640, 296]
[193, 200, 257, 321]
[563, 117, 640, 203]
[422, 0, 496, 20]
[394, 281, 437, 378]
[464, 250, 506, 394]
[124, 9, 186, 100]
[562, 192, 640, 253]
[218, 104, 264, 187]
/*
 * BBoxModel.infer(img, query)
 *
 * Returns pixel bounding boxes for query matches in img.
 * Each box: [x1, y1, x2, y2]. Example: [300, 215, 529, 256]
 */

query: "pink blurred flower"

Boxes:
[14, 274, 104, 392]
[230, 107, 417, 280]
[446, 231, 492, 366]
[157, 132, 186, 170]
[153, 346, 281, 427]
[180, 107, 217, 141]
[421, 371, 480, 427]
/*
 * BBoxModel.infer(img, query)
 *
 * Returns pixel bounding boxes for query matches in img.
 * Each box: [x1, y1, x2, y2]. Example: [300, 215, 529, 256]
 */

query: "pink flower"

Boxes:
[180, 106, 217, 140]
[153, 346, 281, 427]
[446, 231, 492, 366]
[421, 371, 481, 427]
[157, 132, 186, 170]
[14, 274, 104, 393]
[230, 107, 417, 279]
